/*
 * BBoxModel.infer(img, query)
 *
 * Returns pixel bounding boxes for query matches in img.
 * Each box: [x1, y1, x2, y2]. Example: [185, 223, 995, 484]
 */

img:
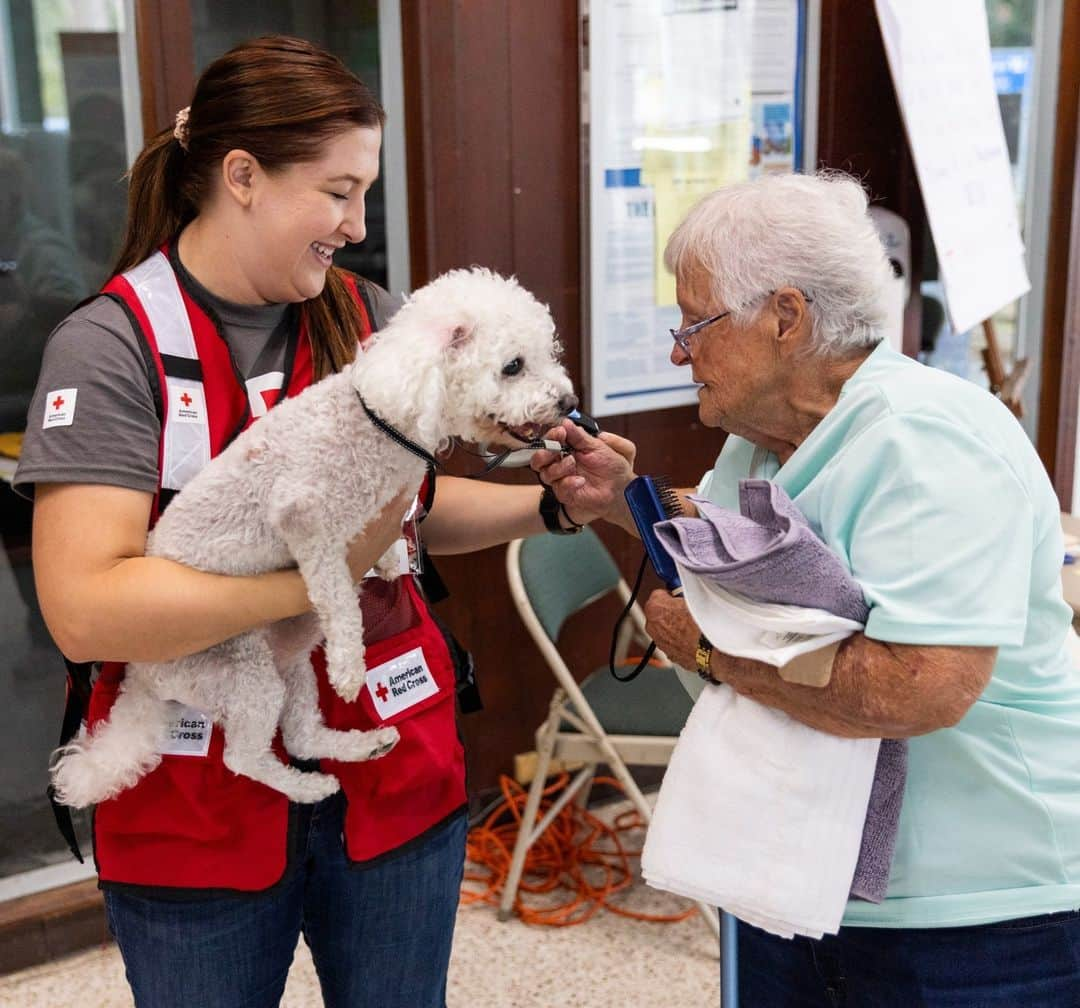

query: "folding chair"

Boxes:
[498, 528, 720, 939]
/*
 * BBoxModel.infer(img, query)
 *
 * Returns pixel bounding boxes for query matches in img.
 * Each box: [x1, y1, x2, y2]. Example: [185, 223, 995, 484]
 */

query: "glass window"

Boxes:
[918, 0, 1043, 426]
[0, 0, 137, 885]
[188, 0, 388, 288]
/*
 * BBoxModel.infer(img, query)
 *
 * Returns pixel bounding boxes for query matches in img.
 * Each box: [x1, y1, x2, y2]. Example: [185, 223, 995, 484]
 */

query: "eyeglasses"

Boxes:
[669, 289, 814, 358]
[669, 311, 731, 356]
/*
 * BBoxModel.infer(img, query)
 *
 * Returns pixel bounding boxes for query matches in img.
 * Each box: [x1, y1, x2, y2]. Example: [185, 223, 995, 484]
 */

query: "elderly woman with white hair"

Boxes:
[537, 170, 1080, 1006]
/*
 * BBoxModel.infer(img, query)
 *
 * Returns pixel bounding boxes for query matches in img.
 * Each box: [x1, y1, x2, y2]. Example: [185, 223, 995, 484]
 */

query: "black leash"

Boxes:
[357, 395, 486, 712]
[358, 393, 440, 477]
[608, 551, 657, 682]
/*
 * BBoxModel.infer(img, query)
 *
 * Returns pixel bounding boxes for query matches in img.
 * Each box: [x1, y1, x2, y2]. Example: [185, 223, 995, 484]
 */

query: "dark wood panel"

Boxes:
[456, 4, 514, 273]
[403, 1, 516, 283]
[1040, 3, 1080, 503]
[135, 1, 196, 137]
[507, 1, 583, 390]
[402, 1, 586, 792]
[400, 1, 435, 284]
[1052, 99, 1080, 507]
[817, 0, 925, 357]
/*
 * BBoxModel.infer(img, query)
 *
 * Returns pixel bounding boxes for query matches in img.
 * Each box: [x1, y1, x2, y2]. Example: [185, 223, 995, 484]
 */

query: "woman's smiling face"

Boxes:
[242, 125, 381, 304]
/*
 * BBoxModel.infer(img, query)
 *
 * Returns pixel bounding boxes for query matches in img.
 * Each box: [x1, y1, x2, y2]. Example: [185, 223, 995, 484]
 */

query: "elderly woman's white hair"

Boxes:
[664, 170, 895, 356]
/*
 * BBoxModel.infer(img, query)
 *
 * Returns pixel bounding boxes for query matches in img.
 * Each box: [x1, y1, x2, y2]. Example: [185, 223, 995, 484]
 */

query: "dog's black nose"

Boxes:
[558, 394, 579, 415]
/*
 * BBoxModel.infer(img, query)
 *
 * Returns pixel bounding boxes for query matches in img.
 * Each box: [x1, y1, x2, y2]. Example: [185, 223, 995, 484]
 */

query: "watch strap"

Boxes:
[695, 632, 722, 684]
[539, 485, 583, 535]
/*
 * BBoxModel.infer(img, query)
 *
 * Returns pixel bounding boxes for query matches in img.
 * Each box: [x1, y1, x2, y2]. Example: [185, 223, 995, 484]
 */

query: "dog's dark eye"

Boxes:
[502, 357, 524, 376]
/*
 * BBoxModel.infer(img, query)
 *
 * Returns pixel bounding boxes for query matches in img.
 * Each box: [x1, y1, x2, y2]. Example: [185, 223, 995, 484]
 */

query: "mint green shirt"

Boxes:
[699, 341, 1080, 928]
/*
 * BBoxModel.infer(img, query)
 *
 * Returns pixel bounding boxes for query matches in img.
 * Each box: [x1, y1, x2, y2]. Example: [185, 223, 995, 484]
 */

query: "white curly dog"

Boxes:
[51, 267, 576, 807]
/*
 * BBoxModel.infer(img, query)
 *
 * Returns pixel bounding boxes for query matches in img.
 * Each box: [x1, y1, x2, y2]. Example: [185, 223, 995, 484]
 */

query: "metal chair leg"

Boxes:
[497, 690, 564, 922]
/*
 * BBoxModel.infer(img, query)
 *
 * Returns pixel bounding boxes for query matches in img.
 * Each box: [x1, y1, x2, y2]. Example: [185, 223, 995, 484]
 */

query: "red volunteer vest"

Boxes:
[87, 248, 466, 891]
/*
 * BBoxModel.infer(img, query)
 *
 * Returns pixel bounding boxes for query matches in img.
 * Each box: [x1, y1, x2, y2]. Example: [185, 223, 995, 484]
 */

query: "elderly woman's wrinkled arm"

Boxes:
[642, 588, 995, 738]
[718, 635, 996, 738]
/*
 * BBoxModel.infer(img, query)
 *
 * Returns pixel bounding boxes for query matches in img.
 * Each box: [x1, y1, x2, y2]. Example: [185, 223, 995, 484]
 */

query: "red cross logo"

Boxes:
[375, 682, 389, 703]
[180, 393, 193, 407]
[52, 395, 65, 410]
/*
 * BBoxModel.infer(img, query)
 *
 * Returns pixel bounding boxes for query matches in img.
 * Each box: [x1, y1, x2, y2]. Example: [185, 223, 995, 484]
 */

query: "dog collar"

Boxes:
[357, 393, 440, 475]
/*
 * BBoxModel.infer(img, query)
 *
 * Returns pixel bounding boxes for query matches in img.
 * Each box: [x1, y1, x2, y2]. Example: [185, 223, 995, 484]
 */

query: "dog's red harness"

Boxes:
[83, 248, 466, 892]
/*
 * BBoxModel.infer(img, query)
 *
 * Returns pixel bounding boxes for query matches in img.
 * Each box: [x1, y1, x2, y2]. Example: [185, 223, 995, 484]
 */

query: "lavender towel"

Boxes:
[655, 479, 869, 624]
[654, 478, 906, 904]
[850, 735, 908, 902]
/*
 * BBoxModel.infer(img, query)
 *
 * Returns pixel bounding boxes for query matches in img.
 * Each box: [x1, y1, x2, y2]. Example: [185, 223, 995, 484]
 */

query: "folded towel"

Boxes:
[673, 565, 863, 668]
[641, 683, 881, 938]
[648, 479, 907, 921]
[653, 480, 869, 624]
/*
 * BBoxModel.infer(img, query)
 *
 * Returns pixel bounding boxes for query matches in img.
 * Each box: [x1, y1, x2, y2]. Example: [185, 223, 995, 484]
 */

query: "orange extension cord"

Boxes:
[461, 771, 698, 927]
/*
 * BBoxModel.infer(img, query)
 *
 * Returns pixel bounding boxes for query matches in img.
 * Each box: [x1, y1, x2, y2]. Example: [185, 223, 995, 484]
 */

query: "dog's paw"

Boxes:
[355, 726, 399, 762]
[373, 556, 402, 582]
[371, 539, 407, 582]
[326, 653, 366, 704]
[284, 771, 342, 803]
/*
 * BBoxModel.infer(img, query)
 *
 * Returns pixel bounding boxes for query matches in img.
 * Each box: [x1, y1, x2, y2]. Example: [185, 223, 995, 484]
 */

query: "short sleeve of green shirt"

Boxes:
[817, 412, 1033, 647]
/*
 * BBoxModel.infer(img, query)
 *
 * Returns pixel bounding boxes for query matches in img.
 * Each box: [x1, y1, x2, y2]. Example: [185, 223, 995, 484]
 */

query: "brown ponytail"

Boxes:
[112, 128, 194, 275]
[112, 35, 385, 379]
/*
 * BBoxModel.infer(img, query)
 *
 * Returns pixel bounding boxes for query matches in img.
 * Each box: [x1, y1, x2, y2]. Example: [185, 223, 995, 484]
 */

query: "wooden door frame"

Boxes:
[134, 1, 195, 138]
[1044, 2, 1080, 508]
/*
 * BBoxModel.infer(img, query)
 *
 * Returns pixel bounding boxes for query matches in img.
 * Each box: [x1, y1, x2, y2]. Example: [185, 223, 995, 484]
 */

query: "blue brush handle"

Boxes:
[624, 476, 682, 593]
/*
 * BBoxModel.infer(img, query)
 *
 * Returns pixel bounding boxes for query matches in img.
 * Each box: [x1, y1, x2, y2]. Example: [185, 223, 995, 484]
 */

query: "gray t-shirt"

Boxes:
[15, 262, 400, 498]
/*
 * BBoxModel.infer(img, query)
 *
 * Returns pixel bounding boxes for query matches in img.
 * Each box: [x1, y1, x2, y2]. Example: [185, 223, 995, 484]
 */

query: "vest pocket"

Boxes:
[333, 684, 466, 865]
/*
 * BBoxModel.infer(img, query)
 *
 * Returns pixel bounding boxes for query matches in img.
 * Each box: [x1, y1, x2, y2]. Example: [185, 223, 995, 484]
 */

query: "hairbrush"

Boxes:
[623, 474, 684, 594]
[609, 474, 684, 682]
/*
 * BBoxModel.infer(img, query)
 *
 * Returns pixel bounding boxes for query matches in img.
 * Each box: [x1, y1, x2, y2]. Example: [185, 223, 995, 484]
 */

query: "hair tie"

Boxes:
[173, 106, 190, 151]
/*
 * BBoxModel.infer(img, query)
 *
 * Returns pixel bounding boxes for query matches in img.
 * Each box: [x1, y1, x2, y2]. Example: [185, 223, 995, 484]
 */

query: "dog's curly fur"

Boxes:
[51, 268, 575, 806]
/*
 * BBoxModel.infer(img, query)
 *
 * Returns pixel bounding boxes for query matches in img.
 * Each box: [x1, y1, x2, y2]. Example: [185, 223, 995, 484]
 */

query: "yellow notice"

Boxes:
[642, 120, 750, 306]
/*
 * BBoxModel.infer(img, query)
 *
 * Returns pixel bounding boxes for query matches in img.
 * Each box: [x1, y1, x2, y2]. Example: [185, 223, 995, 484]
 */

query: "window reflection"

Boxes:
[0, 0, 131, 880]
[0, 1, 129, 430]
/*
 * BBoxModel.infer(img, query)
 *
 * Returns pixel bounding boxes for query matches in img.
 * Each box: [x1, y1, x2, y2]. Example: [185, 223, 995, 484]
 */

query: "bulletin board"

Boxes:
[584, 0, 809, 418]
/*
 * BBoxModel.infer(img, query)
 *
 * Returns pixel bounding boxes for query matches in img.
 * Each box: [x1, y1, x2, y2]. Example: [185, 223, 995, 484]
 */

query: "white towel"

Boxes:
[642, 685, 880, 938]
[672, 561, 864, 702]
[679, 558, 863, 664]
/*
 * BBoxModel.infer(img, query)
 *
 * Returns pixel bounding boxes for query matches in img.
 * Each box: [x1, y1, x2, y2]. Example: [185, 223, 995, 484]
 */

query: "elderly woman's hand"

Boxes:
[531, 419, 637, 531]
[642, 589, 700, 670]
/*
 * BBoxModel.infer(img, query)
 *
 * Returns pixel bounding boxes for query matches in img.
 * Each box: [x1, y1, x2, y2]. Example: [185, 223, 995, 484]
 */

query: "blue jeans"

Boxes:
[104, 794, 467, 1008]
[737, 911, 1080, 1007]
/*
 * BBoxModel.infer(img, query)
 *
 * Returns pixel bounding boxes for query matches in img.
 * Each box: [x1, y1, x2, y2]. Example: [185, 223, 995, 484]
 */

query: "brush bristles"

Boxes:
[652, 474, 683, 519]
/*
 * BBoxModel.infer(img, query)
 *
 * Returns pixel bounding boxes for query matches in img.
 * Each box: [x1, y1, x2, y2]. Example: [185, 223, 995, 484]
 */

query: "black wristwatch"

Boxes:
[539, 485, 583, 535]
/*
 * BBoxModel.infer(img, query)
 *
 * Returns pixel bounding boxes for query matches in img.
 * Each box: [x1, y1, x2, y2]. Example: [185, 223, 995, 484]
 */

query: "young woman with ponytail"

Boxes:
[14, 35, 618, 1008]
